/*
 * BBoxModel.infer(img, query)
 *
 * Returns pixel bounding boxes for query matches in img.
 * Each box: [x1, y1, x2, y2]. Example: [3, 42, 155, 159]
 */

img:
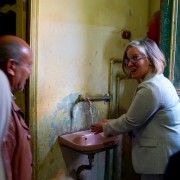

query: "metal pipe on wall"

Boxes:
[109, 58, 125, 119]
[107, 58, 126, 179]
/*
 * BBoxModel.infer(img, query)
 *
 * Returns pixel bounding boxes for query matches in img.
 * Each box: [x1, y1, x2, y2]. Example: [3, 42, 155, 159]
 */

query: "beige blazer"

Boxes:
[104, 73, 180, 174]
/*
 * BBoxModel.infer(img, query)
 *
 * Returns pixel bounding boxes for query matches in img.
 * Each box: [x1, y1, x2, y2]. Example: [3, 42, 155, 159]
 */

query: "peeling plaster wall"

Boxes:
[35, 0, 152, 179]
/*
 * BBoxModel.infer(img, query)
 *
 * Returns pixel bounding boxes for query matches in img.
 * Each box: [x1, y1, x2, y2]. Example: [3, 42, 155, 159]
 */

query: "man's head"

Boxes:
[0, 35, 33, 92]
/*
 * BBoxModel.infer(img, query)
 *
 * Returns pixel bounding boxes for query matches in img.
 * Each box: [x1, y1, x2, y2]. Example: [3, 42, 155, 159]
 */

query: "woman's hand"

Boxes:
[91, 119, 108, 134]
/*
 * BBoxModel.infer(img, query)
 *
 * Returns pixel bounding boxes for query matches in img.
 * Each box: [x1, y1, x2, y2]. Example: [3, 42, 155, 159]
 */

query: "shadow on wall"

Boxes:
[38, 139, 70, 180]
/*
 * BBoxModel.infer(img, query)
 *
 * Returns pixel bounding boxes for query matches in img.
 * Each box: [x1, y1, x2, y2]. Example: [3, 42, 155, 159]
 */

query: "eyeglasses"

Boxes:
[124, 56, 147, 65]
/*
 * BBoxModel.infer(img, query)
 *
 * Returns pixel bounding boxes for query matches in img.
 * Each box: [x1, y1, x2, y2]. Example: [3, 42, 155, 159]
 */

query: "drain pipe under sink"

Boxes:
[76, 154, 95, 180]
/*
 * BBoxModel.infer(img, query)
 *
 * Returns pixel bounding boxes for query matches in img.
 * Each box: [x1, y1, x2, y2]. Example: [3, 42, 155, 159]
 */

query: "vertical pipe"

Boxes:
[112, 145, 118, 180]
[105, 149, 111, 180]
[109, 59, 122, 118]
[109, 59, 115, 118]
[116, 76, 121, 117]
[106, 59, 124, 180]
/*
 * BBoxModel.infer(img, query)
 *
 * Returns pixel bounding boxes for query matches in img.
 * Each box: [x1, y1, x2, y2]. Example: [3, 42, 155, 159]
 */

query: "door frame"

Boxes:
[28, 0, 38, 179]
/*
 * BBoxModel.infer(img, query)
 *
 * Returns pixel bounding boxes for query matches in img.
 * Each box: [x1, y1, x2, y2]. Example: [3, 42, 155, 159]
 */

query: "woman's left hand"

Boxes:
[91, 119, 108, 134]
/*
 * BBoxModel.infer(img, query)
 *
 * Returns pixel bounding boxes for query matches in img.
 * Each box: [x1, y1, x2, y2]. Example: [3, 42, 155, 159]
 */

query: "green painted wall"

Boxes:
[160, 0, 173, 78]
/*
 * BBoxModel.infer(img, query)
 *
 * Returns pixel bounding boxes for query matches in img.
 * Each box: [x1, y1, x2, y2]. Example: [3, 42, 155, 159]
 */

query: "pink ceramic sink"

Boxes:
[58, 130, 121, 153]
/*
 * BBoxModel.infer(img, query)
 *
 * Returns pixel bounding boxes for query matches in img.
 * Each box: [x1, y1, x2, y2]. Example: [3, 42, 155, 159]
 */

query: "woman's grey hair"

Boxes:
[122, 38, 166, 76]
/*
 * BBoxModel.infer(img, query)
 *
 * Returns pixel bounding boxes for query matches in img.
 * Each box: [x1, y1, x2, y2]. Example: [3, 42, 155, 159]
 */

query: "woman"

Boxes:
[0, 70, 11, 180]
[91, 38, 180, 180]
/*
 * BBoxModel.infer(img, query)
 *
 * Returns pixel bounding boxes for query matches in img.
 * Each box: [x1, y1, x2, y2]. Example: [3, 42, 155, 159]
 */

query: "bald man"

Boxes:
[0, 35, 33, 180]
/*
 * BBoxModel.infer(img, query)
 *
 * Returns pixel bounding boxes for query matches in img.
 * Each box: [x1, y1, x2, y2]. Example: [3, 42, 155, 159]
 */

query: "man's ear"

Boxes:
[6, 59, 16, 76]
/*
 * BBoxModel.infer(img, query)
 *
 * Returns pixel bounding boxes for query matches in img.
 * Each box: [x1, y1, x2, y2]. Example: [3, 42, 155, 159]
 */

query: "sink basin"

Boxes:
[58, 130, 121, 154]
